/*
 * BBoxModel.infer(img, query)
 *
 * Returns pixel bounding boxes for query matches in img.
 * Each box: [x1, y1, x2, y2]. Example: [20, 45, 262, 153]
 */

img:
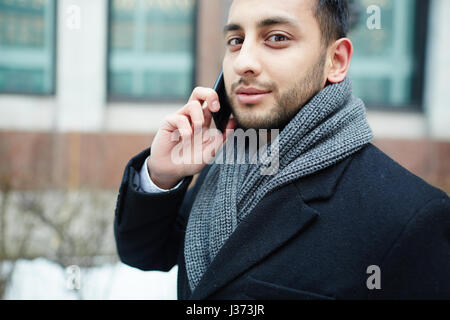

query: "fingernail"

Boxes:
[212, 101, 219, 111]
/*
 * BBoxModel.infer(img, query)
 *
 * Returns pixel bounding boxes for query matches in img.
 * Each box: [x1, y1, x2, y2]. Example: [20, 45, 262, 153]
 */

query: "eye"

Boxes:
[227, 37, 244, 46]
[267, 34, 289, 42]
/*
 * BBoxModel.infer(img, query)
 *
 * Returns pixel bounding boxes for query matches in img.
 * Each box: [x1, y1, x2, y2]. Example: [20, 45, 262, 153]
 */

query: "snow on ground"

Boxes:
[3, 258, 178, 300]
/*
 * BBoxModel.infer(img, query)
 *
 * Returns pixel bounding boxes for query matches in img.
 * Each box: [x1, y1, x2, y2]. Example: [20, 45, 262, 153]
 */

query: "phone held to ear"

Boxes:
[212, 71, 232, 133]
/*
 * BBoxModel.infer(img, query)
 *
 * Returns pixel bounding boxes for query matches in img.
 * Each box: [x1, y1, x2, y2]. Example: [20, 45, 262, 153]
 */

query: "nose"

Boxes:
[233, 38, 262, 78]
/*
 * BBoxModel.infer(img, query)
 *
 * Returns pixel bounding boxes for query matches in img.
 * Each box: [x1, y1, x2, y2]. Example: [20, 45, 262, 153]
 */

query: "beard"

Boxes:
[228, 51, 327, 131]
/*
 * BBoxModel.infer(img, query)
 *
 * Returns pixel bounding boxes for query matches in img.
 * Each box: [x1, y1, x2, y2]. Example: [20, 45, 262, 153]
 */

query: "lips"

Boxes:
[235, 87, 272, 104]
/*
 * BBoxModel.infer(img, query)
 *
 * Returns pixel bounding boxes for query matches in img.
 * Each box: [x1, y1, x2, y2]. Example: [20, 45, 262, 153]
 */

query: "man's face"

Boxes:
[223, 0, 328, 130]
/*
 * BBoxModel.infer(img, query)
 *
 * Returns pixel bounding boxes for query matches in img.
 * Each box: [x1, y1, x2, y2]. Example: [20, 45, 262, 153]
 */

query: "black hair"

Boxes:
[314, 0, 353, 45]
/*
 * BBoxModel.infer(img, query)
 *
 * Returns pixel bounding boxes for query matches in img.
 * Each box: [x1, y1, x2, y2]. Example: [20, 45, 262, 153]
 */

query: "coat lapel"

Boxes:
[189, 182, 319, 300]
[188, 154, 354, 300]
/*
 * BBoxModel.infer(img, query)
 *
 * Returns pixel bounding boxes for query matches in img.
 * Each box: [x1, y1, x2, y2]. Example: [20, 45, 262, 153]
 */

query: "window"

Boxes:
[108, 0, 197, 101]
[349, 0, 426, 109]
[0, 0, 56, 94]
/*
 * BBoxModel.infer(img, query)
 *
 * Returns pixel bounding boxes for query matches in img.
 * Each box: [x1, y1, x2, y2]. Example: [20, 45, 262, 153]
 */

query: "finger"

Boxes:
[221, 117, 237, 142]
[189, 87, 220, 113]
[164, 114, 193, 142]
[177, 100, 213, 131]
[202, 129, 225, 164]
[178, 100, 205, 132]
[202, 101, 213, 129]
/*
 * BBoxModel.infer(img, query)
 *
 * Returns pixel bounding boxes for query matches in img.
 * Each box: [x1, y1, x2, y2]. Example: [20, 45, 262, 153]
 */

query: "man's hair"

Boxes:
[314, 0, 350, 45]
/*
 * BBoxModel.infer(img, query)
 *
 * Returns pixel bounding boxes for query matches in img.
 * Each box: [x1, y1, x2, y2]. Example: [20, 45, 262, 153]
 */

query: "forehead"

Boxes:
[228, 0, 316, 26]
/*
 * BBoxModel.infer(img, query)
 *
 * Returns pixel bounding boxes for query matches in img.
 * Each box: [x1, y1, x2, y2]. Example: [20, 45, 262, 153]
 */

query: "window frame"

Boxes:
[106, 0, 199, 104]
[349, 0, 429, 112]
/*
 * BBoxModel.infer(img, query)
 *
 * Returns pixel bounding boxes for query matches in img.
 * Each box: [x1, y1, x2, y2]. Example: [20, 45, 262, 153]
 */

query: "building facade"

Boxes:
[0, 0, 449, 193]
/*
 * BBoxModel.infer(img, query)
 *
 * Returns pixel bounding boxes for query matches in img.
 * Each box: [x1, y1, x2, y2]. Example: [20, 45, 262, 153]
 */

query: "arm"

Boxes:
[114, 148, 194, 272]
[114, 86, 235, 273]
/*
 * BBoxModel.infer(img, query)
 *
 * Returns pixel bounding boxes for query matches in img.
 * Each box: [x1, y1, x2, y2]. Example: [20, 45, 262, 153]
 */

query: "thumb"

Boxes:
[202, 118, 237, 164]
[221, 117, 237, 142]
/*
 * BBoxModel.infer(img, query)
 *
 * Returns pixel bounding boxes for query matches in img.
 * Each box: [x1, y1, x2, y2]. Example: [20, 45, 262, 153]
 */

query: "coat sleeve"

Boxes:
[370, 195, 450, 299]
[114, 147, 194, 272]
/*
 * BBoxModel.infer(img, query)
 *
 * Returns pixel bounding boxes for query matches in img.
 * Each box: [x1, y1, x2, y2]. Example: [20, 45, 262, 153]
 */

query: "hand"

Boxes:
[148, 87, 237, 189]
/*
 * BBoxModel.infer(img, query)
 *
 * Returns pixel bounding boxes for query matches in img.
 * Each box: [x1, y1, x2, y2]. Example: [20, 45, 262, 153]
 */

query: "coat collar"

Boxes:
[295, 155, 353, 202]
[188, 155, 353, 299]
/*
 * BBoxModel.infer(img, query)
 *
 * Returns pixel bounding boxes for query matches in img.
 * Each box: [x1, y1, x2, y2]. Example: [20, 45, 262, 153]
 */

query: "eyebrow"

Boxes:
[223, 16, 300, 35]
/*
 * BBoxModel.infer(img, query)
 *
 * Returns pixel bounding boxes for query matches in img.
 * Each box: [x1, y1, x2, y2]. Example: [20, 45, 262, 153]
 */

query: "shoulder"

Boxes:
[328, 143, 449, 244]
[345, 143, 448, 205]
[352, 146, 450, 298]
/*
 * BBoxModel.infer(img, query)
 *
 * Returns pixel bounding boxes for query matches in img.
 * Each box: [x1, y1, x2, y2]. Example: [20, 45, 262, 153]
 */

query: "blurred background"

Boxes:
[0, 0, 449, 299]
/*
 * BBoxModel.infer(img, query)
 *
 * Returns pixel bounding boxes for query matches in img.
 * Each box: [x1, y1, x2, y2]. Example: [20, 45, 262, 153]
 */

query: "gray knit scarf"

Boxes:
[184, 77, 373, 292]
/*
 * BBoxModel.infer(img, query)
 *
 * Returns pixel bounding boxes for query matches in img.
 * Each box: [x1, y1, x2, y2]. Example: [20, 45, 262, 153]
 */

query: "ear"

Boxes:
[326, 38, 353, 83]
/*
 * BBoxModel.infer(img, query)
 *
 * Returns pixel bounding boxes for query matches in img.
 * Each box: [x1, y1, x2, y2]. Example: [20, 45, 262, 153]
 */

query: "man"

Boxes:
[114, 0, 450, 300]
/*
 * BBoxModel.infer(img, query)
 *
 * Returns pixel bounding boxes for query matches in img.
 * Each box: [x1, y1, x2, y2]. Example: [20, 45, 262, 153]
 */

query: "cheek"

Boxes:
[268, 48, 317, 82]
[264, 53, 301, 87]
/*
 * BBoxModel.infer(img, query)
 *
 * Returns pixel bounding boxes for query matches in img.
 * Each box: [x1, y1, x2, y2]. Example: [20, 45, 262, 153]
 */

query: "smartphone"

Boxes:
[212, 71, 232, 133]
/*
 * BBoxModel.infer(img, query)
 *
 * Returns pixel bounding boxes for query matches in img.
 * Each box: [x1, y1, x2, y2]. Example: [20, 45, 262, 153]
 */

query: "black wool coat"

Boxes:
[114, 143, 450, 300]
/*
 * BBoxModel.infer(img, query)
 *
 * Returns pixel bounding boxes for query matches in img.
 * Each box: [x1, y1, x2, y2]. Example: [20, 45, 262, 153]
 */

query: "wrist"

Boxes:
[150, 173, 180, 190]
[147, 163, 181, 190]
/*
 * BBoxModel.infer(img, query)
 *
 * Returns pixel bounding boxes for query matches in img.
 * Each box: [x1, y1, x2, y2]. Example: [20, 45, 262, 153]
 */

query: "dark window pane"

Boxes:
[0, 0, 56, 94]
[108, 0, 196, 100]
